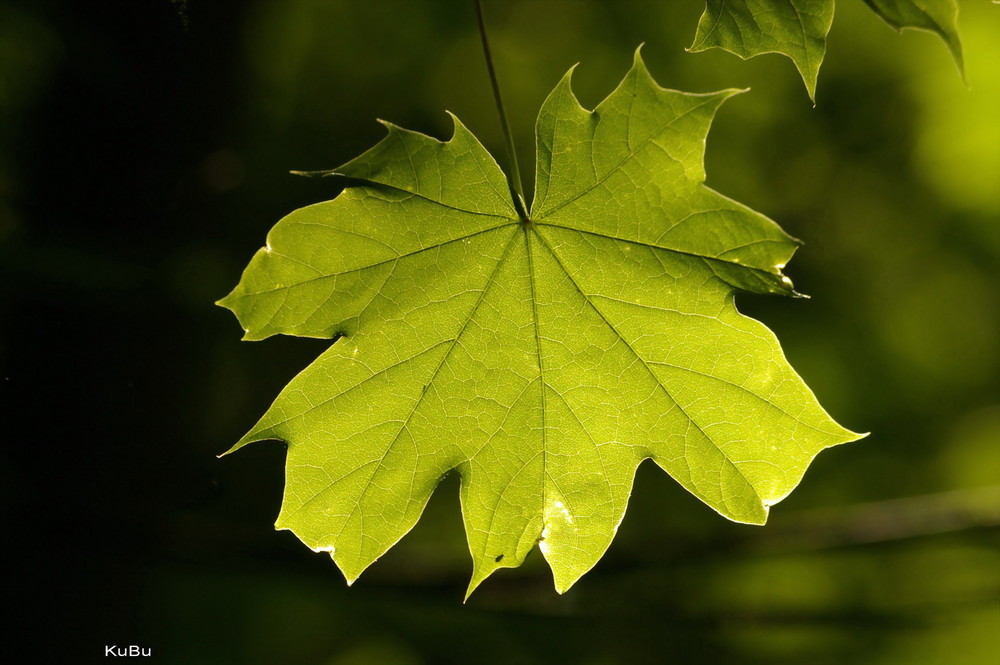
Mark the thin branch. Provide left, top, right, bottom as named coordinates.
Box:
left=752, top=485, right=1000, bottom=551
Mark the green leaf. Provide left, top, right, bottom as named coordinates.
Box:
left=862, top=0, right=964, bottom=75
left=689, top=0, right=834, bottom=101
left=219, top=50, right=863, bottom=595
left=689, top=0, right=963, bottom=100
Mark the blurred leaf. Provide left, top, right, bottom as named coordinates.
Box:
left=219, top=50, right=862, bottom=595
left=912, top=10, right=1000, bottom=218
left=862, top=0, right=963, bottom=74
left=689, top=0, right=963, bottom=99
left=689, top=0, right=834, bottom=100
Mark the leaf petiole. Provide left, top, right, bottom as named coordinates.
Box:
left=475, top=0, right=528, bottom=221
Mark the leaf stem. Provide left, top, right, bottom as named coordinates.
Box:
left=475, top=0, right=528, bottom=220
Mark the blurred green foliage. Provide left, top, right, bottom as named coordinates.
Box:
left=2, top=1, right=997, bottom=664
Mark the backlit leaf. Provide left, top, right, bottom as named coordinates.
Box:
left=219, top=50, right=863, bottom=595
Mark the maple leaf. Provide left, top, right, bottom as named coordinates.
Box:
left=689, top=0, right=964, bottom=100
left=219, top=50, right=863, bottom=595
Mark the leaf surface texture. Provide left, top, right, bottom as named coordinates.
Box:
left=220, top=52, right=862, bottom=594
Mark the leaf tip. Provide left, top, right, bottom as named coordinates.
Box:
left=215, top=291, right=236, bottom=311
left=547, top=557, right=588, bottom=595
left=337, top=559, right=365, bottom=587
left=442, top=110, right=473, bottom=143
left=289, top=169, right=341, bottom=178
left=630, top=44, right=654, bottom=79
left=464, top=570, right=490, bottom=601
left=703, top=87, right=750, bottom=109
left=550, top=62, right=587, bottom=116
left=718, top=87, right=750, bottom=103
left=465, top=552, right=519, bottom=600
left=552, top=577, right=575, bottom=595
left=826, top=424, right=869, bottom=447
left=220, top=426, right=286, bottom=459
left=375, top=117, right=403, bottom=134
left=216, top=293, right=266, bottom=340
left=774, top=271, right=806, bottom=298
left=217, top=438, right=249, bottom=459
left=307, top=543, right=365, bottom=586
left=240, top=328, right=269, bottom=342
left=753, top=506, right=771, bottom=525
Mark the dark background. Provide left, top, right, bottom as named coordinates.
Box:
left=2, top=1, right=997, bottom=663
